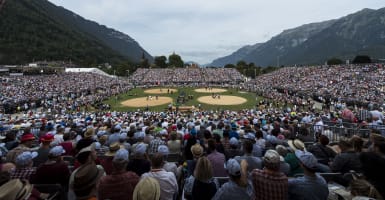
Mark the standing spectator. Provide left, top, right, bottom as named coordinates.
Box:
left=98, top=149, right=140, bottom=200
left=167, top=131, right=181, bottom=155
left=141, top=153, right=178, bottom=200
left=288, top=150, right=329, bottom=200
left=251, top=150, right=288, bottom=200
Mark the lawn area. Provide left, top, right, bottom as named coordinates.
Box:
left=103, top=87, right=261, bottom=112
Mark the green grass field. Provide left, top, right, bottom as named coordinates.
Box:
left=103, top=87, right=261, bottom=112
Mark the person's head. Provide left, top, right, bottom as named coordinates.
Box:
left=207, top=139, right=216, bottom=151
left=338, top=139, right=353, bottom=152
left=73, top=163, right=103, bottom=199
left=40, top=133, right=54, bottom=146
left=255, top=130, right=263, bottom=139
left=194, top=156, right=213, bottom=182
left=350, top=135, right=364, bottom=153
left=295, top=150, right=318, bottom=173
left=319, top=135, right=330, bottom=146
left=191, top=143, right=203, bottom=159
left=223, top=129, right=230, bottom=138
left=229, top=137, right=239, bottom=149
left=20, top=133, right=35, bottom=148
left=15, top=152, right=38, bottom=168
left=151, top=153, right=164, bottom=169
left=225, top=159, right=241, bottom=180
left=133, top=177, right=160, bottom=200
left=350, top=179, right=382, bottom=199
left=170, top=131, right=177, bottom=141
left=134, top=143, right=147, bottom=157
left=76, top=144, right=96, bottom=165
left=112, top=149, right=129, bottom=171
left=275, top=145, right=288, bottom=157
left=263, top=150, right=281, bottom=171
left=48, top=146, right=66, bottom=161
left=243, top=140, right=253, bottom=154
left=370, top=133, right=385, bottom=155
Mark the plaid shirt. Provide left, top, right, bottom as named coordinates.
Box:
left=10, top=167, right=37, bottom=181
left=149, top=137, right=166, bottom=154
left=251, top=169, right=288, bottom=200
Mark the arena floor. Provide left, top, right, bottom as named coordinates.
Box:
left=144, top=88, right=178, bottom=94
left=121, top=97, right=173, bottom=107
left=197, top=95, right=247, bottom=105
left=194, top=88, right=227, bottom=93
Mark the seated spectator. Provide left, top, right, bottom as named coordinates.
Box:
left=149, top=132, right=166, bottom=154
left=252, top=150, right=288, bottom=200
left=275, top=145, right=291, bottom=176
left=235, top=140, right=262, bottom=173
left=10, top=151, right=38, bottom=181
left=213, top=133, right=225, bottom=154
left=6, top=133, right=35, bottom=163
left=207, top=139, right=227, bottom=177
left=350, top=178, right=383, bottom=200
left=73, top=163, right=104, bottom=200
left=133, top=177, right=161, bottom=200
left=0, top=178, right=48, bottom=200
left=59, top=132, right=76, bottom=156
left=98, top=149, right=140, bottom=200
left=32, top=146, right=70, bottom=189
left=186, top=143, right=204, bottom=177
left=126, top=143, right=151, bottom=176
left=359, top=152, right=385, bottom=198
left=158, top=145, right=178, bottom=178
left=288, top=150, right=329, bottom=200
left=307, top=135, right=336, bottom=165
left=100, top=142, right=120, bottom=175
left=33, top=133, right=54, bottom=167
left=191, top=156, right=219, bottom=200
left=225, top=137, right=242, bottom=160
left=141, top=153, right=178, bottom=200
left=286, top=139, right=305, bottom=176
left=213, top=159, right=254, bottom=200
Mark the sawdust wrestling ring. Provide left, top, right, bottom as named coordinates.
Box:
left=121, top=97, right=173, bottom=107
left=144, top=88, right=178, bottom=94
left=197, top=95, right=247, bottom=105
left=194, top=88, right=227, bottom=93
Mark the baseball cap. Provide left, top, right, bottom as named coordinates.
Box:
left=224, top=159, right=241, bottom=176
left=113, top=149, right=129, bottom=162
left=263, top=150, right=280, bottom=164
left=157, top=145, right=169, bottom=155
left=16, top=151, right=38, bottom=166
left=229, top=137, right=239, bottom=146
left=49, top=146, right=66, bottom=157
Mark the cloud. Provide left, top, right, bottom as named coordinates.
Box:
left=50, top=0, right=385, bottom=64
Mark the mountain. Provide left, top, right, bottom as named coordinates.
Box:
left=209, top=7, right=385, bottom=67
left=0, top=0, right=152, bottom=65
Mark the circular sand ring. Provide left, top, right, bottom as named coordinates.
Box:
left=194, top=88, right=227, bottom=93
left=144, top=88, right=178, bottom=94
left=197, top=95, right=247, bottom=105
left=121, top=97, right=173, bottom=107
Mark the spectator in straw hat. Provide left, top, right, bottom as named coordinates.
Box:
left=288, top=150, right=329, bottom=200
left=252, top=150, right=288, bottom=200
left=213, top=159, right=254, bottom=200
left=186, top=143, right=203, bottom=177
left=100, top=142, right=121, bottom=175
left=98, top=149, right=140, bottom=200
left=286, top=139, right=305, bottom=176
left=6, top=133, right=35, bottom=163
left=133, top=177, right=161, bottom=200
left=32, top=146, right=70, bottom=188
left=73, top=163, right=104, bottom=200
left=10, top=151, right=38, bottom=181
left=0, top=179, right=47, bottom=200
left=142, top=153, right=178, bottom=200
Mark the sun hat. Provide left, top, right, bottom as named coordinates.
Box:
left=20, top=133, right=35, bottom=143
left=73, top=163, right=104, bottom=199
left=191, top=143, right=203, bottom=157
left=263, top=150, right=280, bottom=164
left=15, top=151, right=38, bottom=166
left=157, top=145, right=169, bottom=155
left=229, top=137, right=239, bottom=146
left=133, top=177, right=161, bottom=200
left=288, top=139, right=305, bottom=151
left=224, top=159, right=241, bottom=176
left=105, top=142, right=121, bottom=156
left=113, top=148, right=129, bottom=162
left=83, top=128, right=95, bottom=139
left=295, top=150, right=318, bottom=170
left=49, top=146, right=66, bottom=157
left=135, top=143, right=147, bottom=155
left=0, top=179, right=33, bottom=200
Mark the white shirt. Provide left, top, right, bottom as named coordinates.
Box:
left=141, top=169, right=178, bottom=200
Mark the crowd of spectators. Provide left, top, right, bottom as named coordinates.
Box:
left=0, top=106, right=383, bottom=199
left=0, top=72, right=131, bottom=114
left=130, top=68, right=244, bottom=85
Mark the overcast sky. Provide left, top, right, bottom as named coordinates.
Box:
left=49, top=0, right=385, bottom=64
